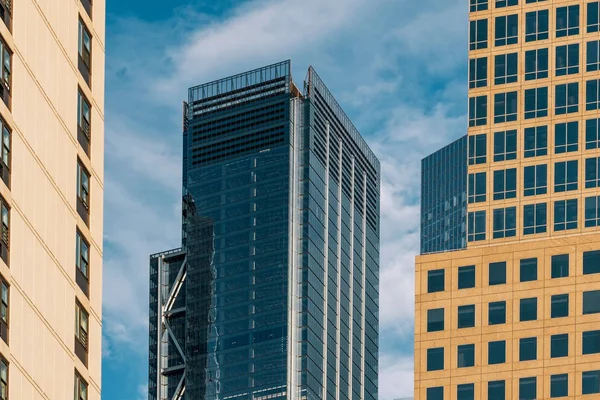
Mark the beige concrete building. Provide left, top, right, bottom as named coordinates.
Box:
left=0, top=0, right=105, bottom=398
left=415, top=1, right=600, bottom=399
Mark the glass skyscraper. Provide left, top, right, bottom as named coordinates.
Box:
left=149, top=61, right=380, bottom=400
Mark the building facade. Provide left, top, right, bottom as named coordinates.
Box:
left=416, top=1, right=600, bottom=399
left=0, top=0, right=104, bottom=399
left=149, top=61, right=380, bottom=400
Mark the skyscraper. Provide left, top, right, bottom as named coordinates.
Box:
left=149, top=61, right=380, bottom=400
left=416, top=1, right=600, bottom=399
left=0, top=0, right=104, bottom=399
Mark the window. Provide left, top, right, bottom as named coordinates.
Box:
left=427, top=269, right=444, bottom=293
left=583, top=250, right=600, bottom=275
left=493, top=169, right=516, bottom=200
left=519, top=377, right=536, bottom=400
left=458, top=305, right=475, bottom=328
left=75, top=301, right=89, bottom=366
left=585, top=196, right=600, bottom=227
left=520, top=297, right=537, bottom=321
left=0, top=277, right=6, bottom=344
left=555, top=83, right=579, bottom=115
left=555, top=122, right=578, bottom=154
left=81, top=0, right=93, bottom=19
left=556, top=44, right=580, bottom=76
left=520, top=337, right=537, bottom=361
left=0, top=197, right=8, bottom=266
left=550, top=374, right=568, bottom=398
left=496, top=0, right=517, bottom=7
left=77, top=161, right=90, bottom=225
left=468, top=211, right=486, bottom=242
left=585, top=157, right=600, bottom=188
left=75, top=371, right=88, bottom=400
left=76, top=231, right=90, bottom=296
left=78, top=19, right=92, bottom=84
left=488, top=340, right=505, bottom=364
left=457, top=384, right=474, bottom=400
left=524, top=164, right=547, bottom=196
left=588, top=1, right=600, bottom=33
left=551, top=334, right=569, bottom=358
left=427, top=387, right=443, bottom=400
left=468, top=134, right=487, bottom=165
left=0, top=39, right=11, bottom=109
left=583, top=330, right=600, bottom=355
left=77, top=90, right=91, bottom=154
left=494, top=53, right=518, bottom=85
left=488, top=380, right=505, bottom=400
left=427, top=347, right=444, bottom=371
left=493, top=130, right=516, bottom=161
left=427, top=308, right=444, bottom=332
left=469, top=57, right=488, bottom=88
left=520, top=258, right=537, bottom=282
left=488, top=301, right=506, bottom=325
left=494, top=91, right=517, bottom=123
left=0, top=119, right=9, bottom=188
left=468, top=172, right=486, bottom=203
left=525, top=48, right=548, bottom=80
left=525, top=10, right=549, bottom=42
left=554, top=199, right=578, bottom=231
left=523, top=203, right=547, bottom=235
left=582, top=371, right=600, bottom=395
left=0, top=358, right=6, bottom=400
left=524, top=87, right=548, bottom=119
left=551, top=294, right=569, bottom=318
left=495, top=14, right=518, bottom=46
left=469, top=96, right=488, bottom=127
left=457, top=344, right=475, bottom=368
left=470, top=19, right=488, bottom=50
left=458, top=265, right=476, bottom=289
left=587, top=40, right=600, bottom=71
left=470, top=0, right=488, bottom=12
left=554, top=160, right=578, bottom=192
left=489, top=261, right=506, bottom=285
left=552, top=254, right=569, bottom=278
left=583, top=290, right=600, bottom=314
left=586, top=79, right=600, bottom=110
left=586, top=118, right=600, bottom=149
left=524, top=126, right=548, bottom=157
left=556, top=5, right=580, bottom=37
left=493, top=207, right=516, bottom=239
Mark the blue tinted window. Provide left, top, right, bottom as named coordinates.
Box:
left=554, top=199, right=578, bottom=231
left=583, top=371, right=600, bottom=395
left=493, top=169, right=517, bottom=200
left=494, top=92, right=518, bottom=123
left=470, top=0, right=488, bottom=12
left=519, top=377, right=537, bottom=400
left=427, top=387, right=444, bottom=400
left=494, top=53, right=518, bottom=85
left=488, top=380, right=505, bottom=400
left=427, top=308, right=444, bottom=332
left=554, top=160, right=578, bottom=192
left=520, top=258, right=537, bottom=282
left=551, top=294, right=569, bottom=318
left=585, top=196, right=600, bottom=227
left=458, top=305, right=475, bottom=328
left=520, top=297, right=538, bottom=321
left=488, top=340, right=506, bottom=365
left=551, top=334, right=569, bottom=358
left=526, top=10, right=549, bottom=41
left=495, top=14, right=518, bottom=46
left=587, top=41, right=600, bottom=71
left=468, top=211, right=486, bottom=242
left=552, top=254, right=569, bottom=278
left=555, top=122, right=578, bottom=154
left=524, top=164, right=547, bottom=196
left=458, top=344, right=475, bottom=368
left=523, top=203, right=547, bottom=235
left=489, top=301, right=506, bottom=325
left=427, top=347, right=444, bottom=371
left=520, top=337, right=537, bottom=361
left=428, top=269, right=445, bottom=293
left=469, top=57, right=488, bottom=88
left=468, top=134, right=487, bottom=165
left=493, top=207, right=516, bottom=239
left=458, top=266, right=476, bottom=289
left=583, top=250, right=600, bottom=275
left=556, top=44, right=580, bottom=76
left=589, top=2, right=600, bottom=33
left=585, top=157, right=600, bottom=189
left=583, top=290, right=600, bottom=315
left=457, top=384, right=474, bottom=400
left=551, top=374, right=568, bottom=398
left=470, top=19, right=488, bottom=50
left=524, top=87, right=548, bottom=119
left=496, top=0, right=517, bottom=7
left=525, top=48, right=549, bottom=80
left=587, top=118, right=600, bottom=149
left=468, top=172, right=486, bottom=203
left=586, top=79, right=600, bottom=110
left=556, top=5, right=580, bottom=37
left=583, top=330, right=600, bottom=355
left=469, top=96, right=488, bottom=127
left=555, top=83, right=579, bottom=115
left=524, top=126, right=548, bottom=157
left=489, top=262, right=506, bottom=285
left=494, top=130, right=517, bottom=161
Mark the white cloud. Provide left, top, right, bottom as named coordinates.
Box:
left=379, top=354, right=415, bottom=400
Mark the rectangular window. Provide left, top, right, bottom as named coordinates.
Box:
left=0, top=277, right=6, bottom=344
left=458, top=265, right=476, bottom=290
left=493, top=207, right=516, bottom=239
left=75, top=301, right=89, bottom=366
left=520, top=337, right=537, bottom=361
left=495, top=14, right=518, bottom=46
left=583, top=330, right=600, bottom=355
left=525, top=48, right=548, bottom=80
left=493, top=169, right=517, bottom=200
left=427, top=269, right=444, bottom=293
left=496, top=0, right=517, bottom=7
left=427, top=387, right=443, bottom=400
left=77, top=90, right=91, bottom=154
left=582, top=370, right=600, bottom=395
left=78, top=19, right=92, bottom=85
left=551, top=294, right=569, bottom=318
left=494, top=91, right=518, bottom=123
left=583, top=250, right=600, bottom=275
left=0, top=118, right=9, bottom=188
left=587, top=118, right=600, bottom=149
left=470, top=19, right=488, bottom=50
left=0, top=196, right=9, bottom=267
left=469, top=57, right=488, bottom=88
left=524, top=164, right=547, bottom=196
left=520, top=297, right=538, bottom=321
left=458, top=305, right=475, bottom=328
left=0, top=39, right=11, bottom=110
left=551, top=334, right=569, bottom=358
left=554, top=199, right=578, bottom=231
left=551, top=374, right=568, bottom=398
left=427, top=347, right=444, bottom=371
left=556, top=43, right=580, bottom=76
left=588, top=1, right=600, bottom=33
left=468, top=172, right=486, bottom=203
left=524, top=87, right=548, bottom=119
left=457, top=384, right=474, bottom=400
left=520, top=258, right=537, bottom=282
left=488, top=301, right=506, bottom=325
left=427, top=308, right=444, bottom=332
left=556, top=5, right=580, bottom=37
left=457, top=344, right=475, bottom=368
left=587, top=40, right=600, bottom=71
left=489, top=261, right=506, bottom=286
left=523, top=203, right=547, bottom=235
left=75, top=231, right=90, bottom=297
left=0, top=358, right=6, bottom=400
left=585, top=157, right=600, bottom=188
left=555, top=83, right=579, bottom=115
left=488, top=381, right=505, bottom=400
left=586, top=79, right=600, bottom=110
left=469, top=96, right=488, bottom=127
left=470, top=0, right=488, bottom=12
left=552, top=254, right=569, bottom=278
left=493, top=130, right=517, bottom=161
left=519, top=377, right=536, bottom=400
left=488, top=340, right=506, bottom=365
left=524, top=126, right=548, bottom=157
left=77, top=161, right=90, bottom=225
left=75, top=371, right=88, bottom=400
left=554, top=160, right=578, bottom=192
left=468, top=134, right=487, bottom=165
left=583, top=290, right=600, bottom=315
left=525, top=10, right=548, bottom=42
left=585, top=196, right=600, bottom=227
left=494, top=53, right=518, bottom=85
left=555, top=121, right=578, bottom=154
left=468, top=210, right=486, bottom=242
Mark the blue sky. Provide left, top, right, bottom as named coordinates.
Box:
left=101, top=0, right=468, bottom=398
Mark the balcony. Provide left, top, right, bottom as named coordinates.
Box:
left=77, top=197, right=89, bottom=227
left=76, top=267, right=89, bottom=298
left=77, top=119, right=91, bottom=156
left=81, top=0, right=92, bottom=19
left=78, top=54, right=91, bottom=87
left=0, top=1, right=11, bottom=32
